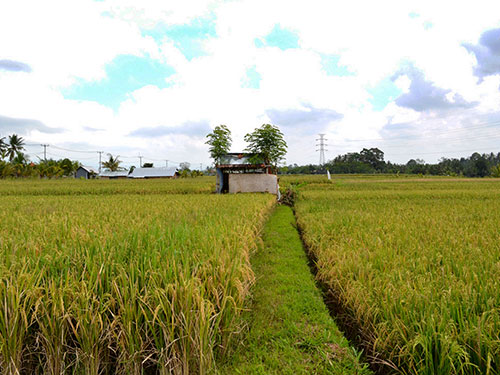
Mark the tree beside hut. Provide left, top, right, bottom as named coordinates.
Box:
left=206, top=124, right=287, bottom=194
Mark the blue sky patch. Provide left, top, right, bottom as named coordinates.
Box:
left=256, top=24, right=299, bottom=50
left=367, top=78, right=402, bottom=111
left=254, top=38, right=265, bottom=48
left=321, top=55, right=354, bottom=76
left=63, top=54, right=175, bottom=110
left=143, top=16, right=216, bottom=60
left=241, top=65, right=261, bottom=89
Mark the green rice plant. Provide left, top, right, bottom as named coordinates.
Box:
left=0, top=268, right=41, bottom=374
left=0, top=185, right=275, bottom=374
left=68, top=273, right=113, bottom=375
left=294, top=178, right=500, bottom=374
left=35, top=281, right=72, bottom=375
left=0, top=176, right=215, bottom=196
left=111, top=269, right=151, bottom=375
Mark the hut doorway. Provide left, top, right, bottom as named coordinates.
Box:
left=222, top=173, right=229, bottom=193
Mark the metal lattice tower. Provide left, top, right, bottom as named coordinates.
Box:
left=316, top=134, right=328, bottom=165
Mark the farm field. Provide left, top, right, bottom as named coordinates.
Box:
left=2, top=175, right=500, bottom=375
left=222, top=205, right=371, bottom=375
left=294, top=177, right=500, bottom=374
left=0, top=176, right=215, bottom=196
left=0, top=179, right=275, bottom=374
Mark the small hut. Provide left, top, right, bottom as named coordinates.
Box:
left=99, top=170, right=130, bottom=179
left=216, top=153, right=278, bottom=194
left=128, top=167, right=179, bottom=179
left=75, top=166, right=98, bottom=179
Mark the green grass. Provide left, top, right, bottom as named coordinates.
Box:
left=221, top=205, right=371, bottom=375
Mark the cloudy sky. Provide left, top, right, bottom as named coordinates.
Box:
left=1, top=0, right=500, bottom=168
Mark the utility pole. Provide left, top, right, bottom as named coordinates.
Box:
left=200, top=163, right=202, bottom=171
left=41, top=144, right=49, bottom=161
left=97, top=151, right=103, bottom=174
left=316, top=134, right=328, bottom=165
left=138, top=155, right=143, bottom=168
left=165, top=160, right=168, bottom=168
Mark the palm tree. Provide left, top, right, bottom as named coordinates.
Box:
left=7, top=134, right=25, bottom=162
left=11, top=152, right=28, bottom=165
left=0, top=136, right=6, bottom=159
left=101, top=154, right=122, bottom=171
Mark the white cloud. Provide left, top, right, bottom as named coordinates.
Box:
left=103, top=0, right=217, bottom=28
left=1, top=0, right=500, bottom=167
left=0, top=0, right=157, bottom=86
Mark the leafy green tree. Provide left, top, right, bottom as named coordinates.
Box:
left=6, top=134, right=25, bottom=162
left=475, top=156, right=489, bottom=177
left=36, top=159, right=65, bottom=178
left=101, top=154, right=122, bottom=171
left=491, top=164, right=500, bottom=177
left=11, top=152, right=28, bottom=165
left=206, top=125, right=232, bottom=164
left=190, top=170, right=204, bottom=177
left=58, top=158, right=77, bottom=176
left=244, top=124, right=287, bottom=170
left=142, top=162, right=153, bottom=168
left=1, top=162, right=15, bottom=177
left=359, top=148, right=385, bottom=171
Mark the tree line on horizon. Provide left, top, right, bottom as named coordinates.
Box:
left=283, top=147, right=500, bottom=177
left=0, top=133, right=205, bottom=178
left=2, top=131, right=500, bottom=179
left=0, top=133, right=81, bottom=178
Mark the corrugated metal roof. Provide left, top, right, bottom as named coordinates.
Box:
left=79, top=166, right=98, bottom=174
left=218, top=153, right=265, bottom=166
left=128, top=167, right=178, bottom=178
left=99, top=170, right=130, bottom=178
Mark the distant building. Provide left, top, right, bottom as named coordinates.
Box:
left=75, top=166, right=98, bottom=179
left=99, top=170, right=130, bottom=179
left=128, top=167, right=179, bottom=179
left=216, top=153, right=278, bottom=195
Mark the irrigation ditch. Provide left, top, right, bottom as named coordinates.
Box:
left=282, top=186, right=398, bottom=375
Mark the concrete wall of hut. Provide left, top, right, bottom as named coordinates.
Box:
left=228, top=173, right=278, bottom=194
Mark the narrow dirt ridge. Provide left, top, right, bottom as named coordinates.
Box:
left=220, top=205, right=371, bottom=374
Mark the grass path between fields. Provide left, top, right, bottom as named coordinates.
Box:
left=220, top=205, right=371, bottom=375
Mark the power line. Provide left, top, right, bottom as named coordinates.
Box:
left=50, top=145, right=98, bottom=154
left=24, top=142, right=201, bottom=166
left=316, top=134, right=327, bottom=165
left=329, top=131, right=500, bottom=152
left=331, top=119, right=500, bottom=144
left=388, top=146, right=500, bottom=157
left=97, top=151, right=103, bottom=174
left=41, top=144, right=49, bottom=161
left=45, top=150, right=96, bottom=160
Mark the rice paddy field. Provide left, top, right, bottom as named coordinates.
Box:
left=293, top=176, right=500, bottom=374
left=0, top=178, right=274, bottom=374
left=2, top=175, right=500, bottom=375
left=0, top=176, right=215, bottom=196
